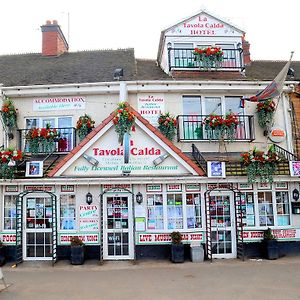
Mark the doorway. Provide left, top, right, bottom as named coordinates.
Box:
left=23, top=196, right=53, bottom=260
left=210, top=193, right=236, bottom=258
left=103, top=194, right=134, bottom=260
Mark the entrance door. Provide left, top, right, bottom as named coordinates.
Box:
left=103, top=194, right=133, bottom=260
left=210, top=193, right=236, bottom=258
left=23, top=196, right=53, bottom=260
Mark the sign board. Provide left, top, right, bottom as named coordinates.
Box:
left=33, top=97, right=86, bottom=111
left=269, top=127, right=286, bottom=143
left=290, top=161, right=300, bottom=177
left=166, top=12, right=242, bottom=37
left=79, top=205, right=99, bottom=232
left=59, top=233, right=100, bottom=245
left=207, top=161, right=226, bottom=178
left=137, top=94, right=165, bottom=125
left=241, top=229, right=300, bottom=242
left=137, top=232, right=204, bottom=244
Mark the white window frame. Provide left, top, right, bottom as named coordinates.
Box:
left=2, top=194, right=17, bottom=231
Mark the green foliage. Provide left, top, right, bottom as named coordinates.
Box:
left=263, top=228, right=276, bottom=240
left=70, top=236, right=84, bottom=246
left=158, top=112, right=177, bottom=141
left=171, top=231, right=182, bottom=244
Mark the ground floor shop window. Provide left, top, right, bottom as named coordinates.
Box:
left=146, top=188, right=203, bottom=231
left=60, top=195, right=76, bottom=230
left=147, top=194, right=163, bottom=230
left=3, top=195, right=17, bottom=230
left=186, top=193, right=201, bottom=228
left=258, top=192, right=274, bottom=226
left=276, top=191, right=290, bottom=226
left=241, top=192, right=255, bottom=227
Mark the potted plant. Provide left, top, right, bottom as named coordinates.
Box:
left=70, top=236, right=85, bottom=265
left=76, top=114, right=95, bottom=142
left=193, top=46, right=223, bottom=69
left=1, top=97, right=18, bottom=130
left=26, top=124, right=60, bottom=154
left=262, top=228, right=279, bottom=260
left=0, top=239, right=5, bottom=266
left=113, top=102, right=135, bottom=144
left=170, top=231, right=184, bottom=263
left=157, top=112, right=177, bottom=141
left=256, top=99, right=276, bottom=132
left=241, top=145, right=281, bottom=183
left=0, top=147, right=23, bottom=180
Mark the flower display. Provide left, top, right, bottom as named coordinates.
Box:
left=202, top=112, right=239, bottom=140
left=241, top=145, right=281, bottom=183
left=76, top=114, right=95, bottom=141
left=158, top=112, right=177, bottom=141
left=113, top=102, right=135, bottom=144
left=0, top=147, right=23, bottom=180
left=1, top=97, right=18, bottom=129
left=256, top=99, right=276, bottom=129
left=26, top=124, right=60, bottom=154
left=193, top=46, right=223, bottom=69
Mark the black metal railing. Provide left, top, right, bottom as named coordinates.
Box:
left=273, top=144, right=299, bottom=161
left=192, top=143, right=207, bottom=173
left=177, top=115, right=255, bottom=141
left=18, top=127, right=76, bottom=154
left=168, top=48, right=244, bottom=71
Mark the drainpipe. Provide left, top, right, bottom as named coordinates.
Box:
left=119, top=81, right=128, bottom=102
left=282, top=93, right=292, bottom=153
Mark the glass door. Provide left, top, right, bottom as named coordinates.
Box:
left=210, top=193, right=236, bottom=258
left=23, top=196, right=53, bottom=260
left=103, top=194, right=133, bottom=260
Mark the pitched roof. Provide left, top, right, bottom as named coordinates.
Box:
left=0, top=49, right=137, bottom=86
left=48, top=106, right=205, bottom=177
left=0, top=49, right=299, bottom=86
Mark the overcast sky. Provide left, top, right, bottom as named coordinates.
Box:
left=1, top=0, right=298, bottom=61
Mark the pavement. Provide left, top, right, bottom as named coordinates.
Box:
left=0, top=256, right=300, bottom=300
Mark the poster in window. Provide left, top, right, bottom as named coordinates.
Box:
left=26, top=161, right=43, bottom=177
left=207, top=161, right=226, bottom=178
left=289, top=161, right=300, bottom=176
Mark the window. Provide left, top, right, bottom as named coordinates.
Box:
left=60, top=195, right=76, bottom=230
left=240, top=192, right=255, bottom=227
left=3, top=195, right=17, bottom=230
left=186, top=193, right=201, bottom=228
left=147, top=194, right=163, bottom=230
left=167, top=194, right=183, bottom=230
left=146, top=186, right=203, bottom=231
left=174, top=43, right=193, bottom=67
left=25, top=116, right=73, bottom=152
left=258, top=192, right=274, bottom=226
left=276, top=192, right=290, bottom=226
left=204, top=97, right=222, bottom=115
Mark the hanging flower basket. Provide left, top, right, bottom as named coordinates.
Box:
left=202, top=112, right=239, bottom=141
left=26, top=125, right=60, bottom=154
left=113, top=102, right=135, bottom=144
left=193, top=46, right=223, bottom=69
left=256, top=99, right=276, bottom=129
left=1, top=97, right=18, bottom=129
left=0, top=147, right=23, bottom=180
left=241, top=145, right=281, bottom=183
left=158, top=112, right=177, bottom=141
left=76, top=114, right=95, bottom=141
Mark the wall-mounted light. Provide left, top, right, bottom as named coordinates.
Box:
left=86, top=192, right=93, bottom=205
left=293, top=189, right=299, bottom=201
left=153, top=153, right=169, bottom=166
left=136, top=192, right=143, bottom=204
left=122, top=170, right=131, bottom=176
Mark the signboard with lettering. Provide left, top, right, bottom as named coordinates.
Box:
left=62, top=126, right=191, bottom=176
left=59, top=233, right=100, bottom=245
left=166, top=13, right=242, bottom=37
left=138, top=94, right=165, bottom=125
left=24, top=185, right=55, bottom=192
left=33, top=97, right=86, bottom=111
left=241, top=229, right=300, bottom=242
left=79, top=205, right=99, bottom=232
left=136, top=232, right=204, bottom=244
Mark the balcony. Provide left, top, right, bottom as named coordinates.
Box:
left=177, top=115, right=255, bottom=141
left=168, top=48, right=244, bottom=71
left=18, top=127, right=77, bottom=154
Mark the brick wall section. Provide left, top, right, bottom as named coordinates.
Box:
left=171, top=70, right=245, bottom=80
left=41, top=20, right=68, bottom=56
left=290, top=84, right=300, bottom=157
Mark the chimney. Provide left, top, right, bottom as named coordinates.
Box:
left=41, top=20, right=69, bottom=56
left=242, top=34, right=251, bottom=65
